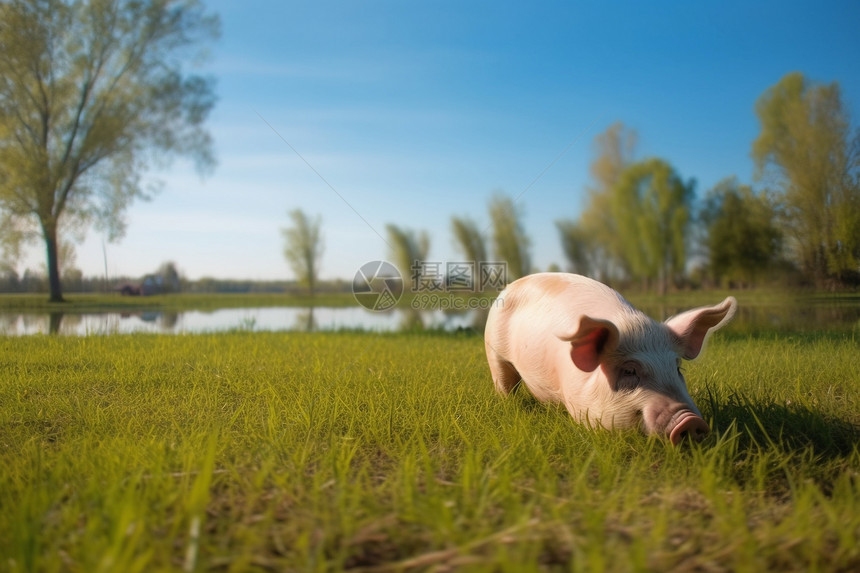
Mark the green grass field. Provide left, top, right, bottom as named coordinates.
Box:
left=1, top=326, right=859, bottom=571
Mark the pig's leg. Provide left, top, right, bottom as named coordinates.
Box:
left=485, top=341, right=522, bottom=394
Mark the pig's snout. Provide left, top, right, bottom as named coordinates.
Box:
left=668, top=412, right=710, bottom=445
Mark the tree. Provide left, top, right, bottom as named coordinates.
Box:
left=588, top=122, right=639, bottom=195
left=450, top=215, right=487, bottom=264
left=555, top=219, right=597, bottom=277
left=155, top=260, right=182, bottom=294
left=282, top=210, right=324, bottom=296
left=0, top=211, right=31, bottom=271
left=752, top=72, right=860, bottom=286
left=57, top=239, right=79, bottom=282
left=488, top=194, right=531, bottom=280
left=0, top=266, right=19, bottom=293
left=0, top=0, right=219, bottom=302
left=580, top=122, right=638, bottom=278
left=612, top=159, right=695, bottom=293
left=700, top=177, right=783, bottom=287
left=385, top=223, right=430, bottom=287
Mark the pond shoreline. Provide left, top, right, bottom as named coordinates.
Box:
left=2, top=295, right=858, bottom=336
left=0, top=306, right=489, bottom=336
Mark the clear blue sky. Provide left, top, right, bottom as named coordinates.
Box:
left=60, top=0, right=860, bottom=281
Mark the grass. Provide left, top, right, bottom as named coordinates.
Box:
left=1, top=328, right=858, bottom=571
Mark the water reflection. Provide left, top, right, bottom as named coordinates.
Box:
left=1, top=300, right=857, bottom=336
left=49, top=312, right=63, bottom=335
left=0, top=306, right=489, bottom=336
left=295, top=307, right=316, bottom=332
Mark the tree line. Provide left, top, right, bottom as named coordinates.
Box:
left=0, top=0, right=856, bottom=299
left=285, top=72, right=860, bottom=294
left=554, top=72, right=860, bottom=291
left=282, top=193, right=533, bottom=298
left=557, top=72, right=859, bottom=292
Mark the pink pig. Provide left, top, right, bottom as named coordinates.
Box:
left=484, top=273, right=737, bottom=444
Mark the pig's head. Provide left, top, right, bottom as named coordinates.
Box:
left=557, top=297, right=737, bottom=444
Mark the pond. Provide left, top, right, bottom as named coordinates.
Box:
left=0, top=306, right=489, bottom=336
left=1, top=298, right=858, bottom=336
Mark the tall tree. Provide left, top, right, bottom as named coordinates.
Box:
left=154, top=260, right=182, bottom=294
left=588, top=122, right=639, bottom=196
left=0, top=0, right=219, bottom=301
left=581, top=122, right=638, bottom=277
left=555, top=219, right=596, bottom=277
left=752, top=72, right=860, bottom=286
left=450, top=215, right=487, bottom=264
left=282, top=210, right=324, bottom=296
left=488, top=194, right=531, bottom=280
left=700, top=177, right=783, bottom=287
left=612, top=159, right=695, bottom=293
left=385, top=224, right=430, bottom=286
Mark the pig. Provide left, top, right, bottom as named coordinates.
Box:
left=484, top=273, right=737, bottom=444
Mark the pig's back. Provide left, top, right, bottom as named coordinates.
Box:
left=487, top=273, right=629, bottom=357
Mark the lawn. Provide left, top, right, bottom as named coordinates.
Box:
left=1, top=327, right=858, bottom=571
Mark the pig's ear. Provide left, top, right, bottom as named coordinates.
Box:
left=556, top=315, right=619, bottom=372
left=664, top=297, right=737, bottom=360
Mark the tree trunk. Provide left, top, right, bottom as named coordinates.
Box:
left=43, top=221, right=65, bottom=303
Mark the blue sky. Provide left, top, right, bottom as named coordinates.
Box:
left=60, top=0, right=860, bottom=281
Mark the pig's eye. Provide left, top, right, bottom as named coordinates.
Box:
left=617, top=363, right=640, bottom=390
